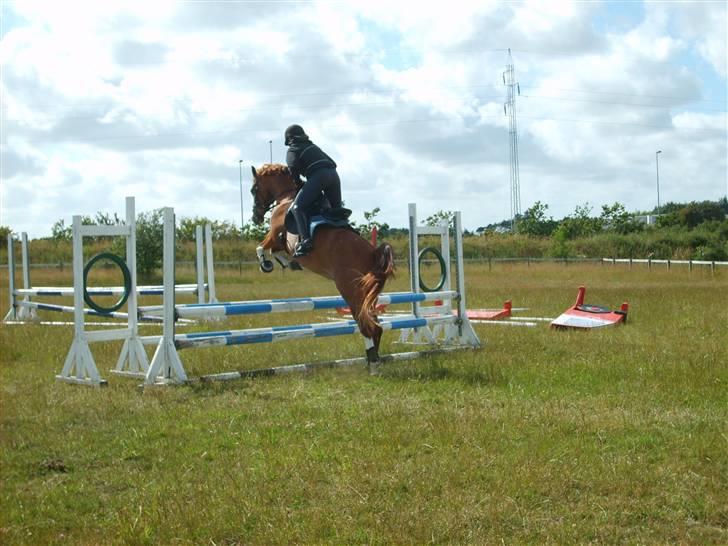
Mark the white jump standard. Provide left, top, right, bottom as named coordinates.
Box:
left=4, top=218, right=216, bottom=324
left=57, top=197, right=144, bottom=386
left=2, top=197, right=217, bottom=386
left=142, top=203, right=480, bottom=386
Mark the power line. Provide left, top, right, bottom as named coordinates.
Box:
left=4, top=79, right=723, bottom=120
left=517, top=114, right=726, bottom=133
left=7, top=88, right=724, bottom=125
left=520, top=94, right=726, bottom=113
left=4, top=87, right=722, bottom=125
left=2, top=94, right=506, bottom=123
left=519, top=85, right=726, bottom=104
left=6, top=110, right=725, bottom=146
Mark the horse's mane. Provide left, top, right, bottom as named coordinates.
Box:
left=256, top=163, right=290, bottom=179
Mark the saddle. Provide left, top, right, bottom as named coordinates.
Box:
left=277, top=198, right=356, bottom=270
left=283, top=195, right=355, bottom=236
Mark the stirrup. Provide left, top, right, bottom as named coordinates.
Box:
left=293, top=239, right=313, bottom=257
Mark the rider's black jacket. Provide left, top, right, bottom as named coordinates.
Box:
left=286, top=137, right=337, bottom=183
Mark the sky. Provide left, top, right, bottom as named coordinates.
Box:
left=1, top=0, right=726, bottom=238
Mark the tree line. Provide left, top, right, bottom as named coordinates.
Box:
left=509, top=198, right=728, bottom=238
left=1, top=198, right=726, bottom=277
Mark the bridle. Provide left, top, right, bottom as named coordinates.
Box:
left=250, top=178, right=298, bottom=225
left=250, top=181, right=270, bottom=225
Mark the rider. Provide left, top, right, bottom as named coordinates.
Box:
left=285, top=124, right=342, bottom=257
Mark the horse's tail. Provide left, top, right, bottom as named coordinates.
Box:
left=358, top=243, right=395, bottom=338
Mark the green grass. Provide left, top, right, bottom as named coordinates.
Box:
left=1, top=263, right=726, bottom=544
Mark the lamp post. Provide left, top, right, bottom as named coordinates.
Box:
left=269, top=140, right=273, bottom=163
left=238, top=159, right=244, bottom=235
left=655, top=150, right=662, bottom=218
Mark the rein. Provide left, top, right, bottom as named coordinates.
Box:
left=253, top=182, right=297, bottom=218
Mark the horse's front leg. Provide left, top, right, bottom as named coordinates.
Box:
left=256, top=244, right=274, bottom=273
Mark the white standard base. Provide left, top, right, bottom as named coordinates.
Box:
left=144, top=339, right=188, bottom=385
left=112, top=337, right=149, bottom=378
left=398, top=319, right=480, bottom=348
left=56, top=336, right=107, bottom=386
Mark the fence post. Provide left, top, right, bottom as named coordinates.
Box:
left=711, top=261, right=715, bottom=275
left=648, top=258, right=652, bottom=271
left=689, top=260, right=693, bottom=273
left=667, top=259, right=671, bottom=271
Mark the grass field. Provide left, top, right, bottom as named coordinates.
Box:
left=1, top=262, right=726, bottom=545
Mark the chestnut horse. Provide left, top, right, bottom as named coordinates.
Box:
left=250, top=164, right=395, bottom=366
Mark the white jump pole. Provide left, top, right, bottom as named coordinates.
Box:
left=57, top=214, right=106, bottom=386
left=4, top=234, right=17, bottom=321
left=194, top=223, right=217, bottom=309
left=204, top=223, right=217, bottom=303
left=18, top=233, right=36, bottom=320
left=112, top=196, right=149, bottom=378
left=195, top=225, right=205, bottom=304
left=145, top=207, right=187, bottom=385
left=407, top=203, right=420, bottom=319
left=453, top=210, right=479, bottom=344
left=3, top=232, right=38, bottom=321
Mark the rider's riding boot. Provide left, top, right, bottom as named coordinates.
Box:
left=292, top=206, right=313, bottom=257
left=293, top=239, right=313, bottom=258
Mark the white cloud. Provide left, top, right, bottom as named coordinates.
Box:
left=0, top=0, right=725, bottom=236
left=664, top=1, right=728, bottom=77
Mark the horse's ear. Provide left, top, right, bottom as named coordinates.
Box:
left=251, top=166, right=257, bottom=178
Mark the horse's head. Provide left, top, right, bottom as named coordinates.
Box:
left=250, top=166, right=269, bottom=225
left=250, top=164, right=296, bottom=225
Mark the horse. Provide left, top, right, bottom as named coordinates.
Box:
left=249, top=163, right=395, bottom=369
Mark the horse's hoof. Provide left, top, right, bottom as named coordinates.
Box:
left=366, top=347, right=380, bottom=375
left=259, top=260, right=274, bottom=273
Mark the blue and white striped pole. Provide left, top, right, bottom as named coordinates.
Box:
left=172, top=313, right=459, bottom=350
left=141, top=290, right=458, bottom=320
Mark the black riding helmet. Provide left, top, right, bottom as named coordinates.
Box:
left=284, top=124, right=308, bottom=145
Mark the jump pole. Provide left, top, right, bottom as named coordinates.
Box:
left=18, top=233, right=35, bottom=320
left=4, top=234, right=17, bottom=321
left=195, top=223, right=217, bottom=304
left=3, top=232, right=36, bottom=321
left=144, top=207, right=188, bottom=386
left=200, top=347, right=468, bottom=382
left=139, top=290, right=457, bottom=320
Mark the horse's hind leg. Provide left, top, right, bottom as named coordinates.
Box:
left=337, top=282, right=382, bottom=375
left=364, top=325, right=383, bottom=376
